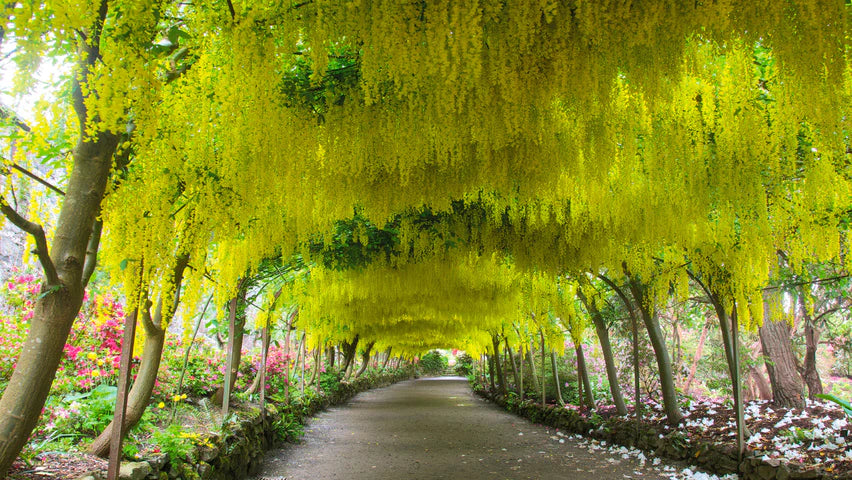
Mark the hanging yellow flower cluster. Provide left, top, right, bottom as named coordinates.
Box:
left=79, top=1, right=852, bottom=351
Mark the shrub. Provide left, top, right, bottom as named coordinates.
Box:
left=419, top=350, right=448, bottom=374
left=454, top=353, right=475, bottom=376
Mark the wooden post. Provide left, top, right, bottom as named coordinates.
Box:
left=259, top=319, right=269, bottom=421
left=732, top=307, right=745, bottom=465
left=300, top=332, right=306, bottom=395
left=632, top=302, right=641, bottom=426
left=283, top=313, right=292, bottom=404
left=223, top=295, right=238, bottom=421
left=540, top=329, right=546, bottom=407
left=518, top=343, right=524, bottom=401
left=315, top=347, right=323, bottom=394
left=108, top=307, right=138, bottom=480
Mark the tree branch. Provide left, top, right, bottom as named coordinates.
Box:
left=7, top=161, right=65, bottom=196
left=0, top=102, right=31, bottom=132
left=81, top=219, right=103, bottom=288
left=0, top=196, right=59, bottom=285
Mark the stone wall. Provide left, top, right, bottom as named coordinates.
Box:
left=130, top=369, right=416, bottom=480
left=473, top=384, right=850, bottom=480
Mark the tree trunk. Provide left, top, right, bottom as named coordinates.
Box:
left=626, top=271, right=683, bottom=424
left=506, top=340, right=521, bottom=396
left=576, top=344, right=595, bottom=409
left=550, top=351, right=565, bottom=407
left=340, top=335, right=359, bottom=378
left=597, top=274, right=642, bottom=423
left=213, top=286, right=248, bottom=410
left=526, top=343, right=540, bottom=394
left=283, top=314, right=292, bottom=401
left=0, top=6, right=122, bottom=472
left=355, top=341, right=375, bottom=379
left=684, top=315, right=712, bottom=395
left=326, top=345, right=336, bottom=371
left=244, top=326, right=272, bottom=395
left=577, top=289, right=626, bottom=415
left=517, top=343, right=525, bottom=401
left=540, top=331, right=546, bottom=407
left=381, top=347, right=392, bottom=370
left=89, top=255, right=189, bottom=457
left=759, top=292, right=805, bottom=408
left=90, top=309, right=165, bottom=457
left=487, top=352, right=496, bottom=391
left=749, top=365, right=773, bottom=400
left=491, top=335, right=507, bottom=396
left=300, top=333, right=306, bottom=394
left=799, top=295, right=824, bottom=399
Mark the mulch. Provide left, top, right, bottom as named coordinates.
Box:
left=7, top=453, right=107, bottom=480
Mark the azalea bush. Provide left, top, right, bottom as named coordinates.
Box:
left=1, top=271, right=126, bottom=394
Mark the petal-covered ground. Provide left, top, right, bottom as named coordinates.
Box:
left=616, top=397, right=851, bottom=477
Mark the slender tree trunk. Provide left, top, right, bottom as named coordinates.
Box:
left=684, top=315, right=712, bottom=395
left=626, top=271, right=683, bottom=424
left=381, top=347, right=392, bottom=370
left=759, top=291, right=805, bottom=408
left=283, top=314, right=292, bottom=402
left=540, top=330, right=546, bottom=406
left=491, top=335, right=507, bottom=396
left=326, top=345, right=336, bottom=371
left=244, top=327, right=272, bottom=395
left=526, top=342, right=540, bottom=394
left=506, top=340, right=521, bottom=396
left=517, top=343, right=525, bottom=401
left=300, top=333, right=306, bottom=395
left=576, top=344, right=595, bottom=409
left=598, top=274, right=642, bottom=424
left=487, top=352, right=496, bottom=392
left=307, top=349, right=320, bottom=387
left=577, top=289, right=626, bottom=414
left=214, top=284, right=248, bottom=411
left=550, top=351, right=565, bottom=407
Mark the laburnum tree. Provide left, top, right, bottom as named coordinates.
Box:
left=2, top=1, right=852, bottom=474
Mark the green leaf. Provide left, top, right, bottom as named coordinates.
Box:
left=815, top=393, right=852, bottom=416
left=37, top=285, right=61, bottom=300
left=119, top=258, right=129, bottom=270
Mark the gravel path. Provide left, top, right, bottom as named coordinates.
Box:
left=254, top=376, right=685, bottom=480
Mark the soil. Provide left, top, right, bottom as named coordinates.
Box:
left=253, top=376, right=690, bottom=480
left=7, top=452, right=107, bottom=479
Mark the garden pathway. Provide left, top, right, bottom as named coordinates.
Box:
left=254, top=376, right=694, bottom=480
